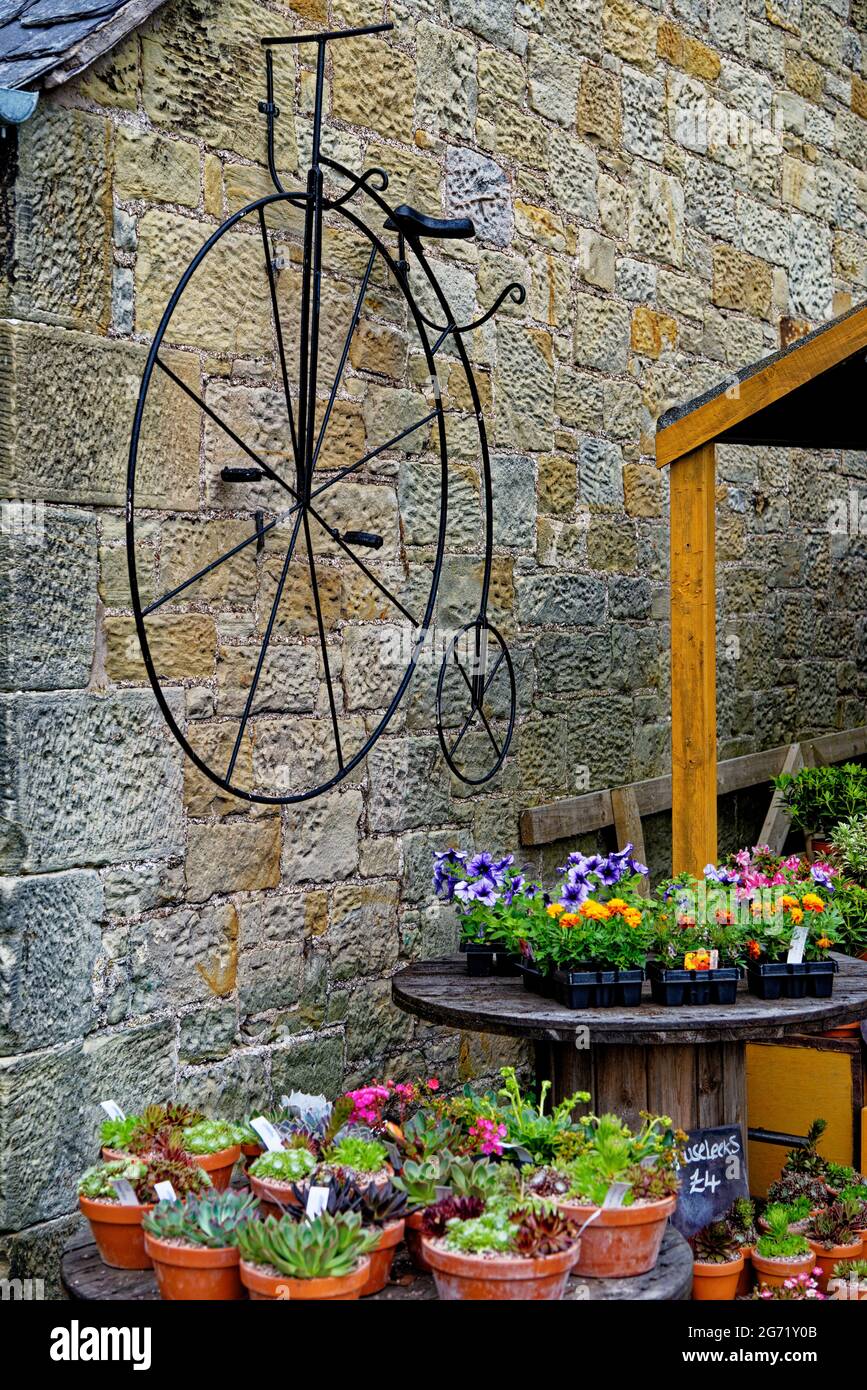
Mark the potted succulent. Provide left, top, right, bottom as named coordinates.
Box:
left=99, top=1102, right=204, bottom=1160
left=757, top=1195, right=814, bottom=1234
left=392, top=1157, right=449, bottom=1272
left=806, top=1199, right=864, bottom=1291
left=551, top=1112, right=682, bottom=1277
left=291, top=1177, right=409, bottom=1296
left=427, top=1067, right=589, bottom=1167
left=433, top=849, right=539, bottom=976
left=829, top=1256, right=867, bottom=1300
left=317, top=1134, right=391, bottom=1186
left=727, top=1196, right=758, bottom=1296
left=751, top=1204, right=816, bottom=1288
left=771, top=763, right=867, bottom=856
left=743, top=881, right=840, bottom=1000
left=248, top=1144, right=317, bottom=1213
left=179, top=1119, right=243, bottom=1190
left=237, top=1211, right=377, bottom=1300
left=78, top=1152, right=211, bottom=1270
left=421, top=1188, right=582, bottom=1300
left=691, top=1220, right=745, bottom=1301
left=142, top=1190, right=260, bottom=1300
left=647, top=873, right=743, bottom=1005
left=765, top=1120, right=833, bottom=1209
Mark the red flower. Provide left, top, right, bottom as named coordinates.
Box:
left=747, top=939, right=761, bottom=960
left=426, top=1077, right=440, bottom=1091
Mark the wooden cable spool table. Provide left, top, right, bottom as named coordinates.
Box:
left=392, top=954, right=867, bottom=1163
left=61, top=1225, right=693, bottom=1301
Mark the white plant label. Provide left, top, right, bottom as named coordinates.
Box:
left=305, top=1186, right=330, bottom=1218
left=153, top=1182, right=177, bottom=1203
left=601, top=1181, right=632, bottom=1209
left=100, top=1100, right=125, bottom=1121
left=249, top=1116, right=285, bottom=1152
left=787, top=924, right=809, bottom=964
left=111, top=1178, right=139, bottom=1206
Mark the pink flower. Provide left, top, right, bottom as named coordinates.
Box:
left=426, top=1077, right=440, bottom=1091
left=468, top=1117, right=507, bottom=1156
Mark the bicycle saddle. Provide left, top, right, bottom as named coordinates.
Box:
left=384, top=203, right=475, bottom=240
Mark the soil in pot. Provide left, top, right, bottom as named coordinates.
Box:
left=422, top=1237, right=580, bottom=1300
left=248, top=1172, right=302, bottom=1217
left=144, top=1234, right=244, bottom=1300
left=360, top=1220, right=405, bottom=1296
left=239, top=1257, right=371, bottom=1301
left=808, top=1237, right=863, bottom=1292
left=191, top=1145, right=241, bottom=1192
left=558, top=1196, right=676, bottom=1278
left=79, top=1195, right=154, bottom=1270
left=692, top=1253, right=744, bottom=1301
left=751, top=1248, right=815, bottom=1289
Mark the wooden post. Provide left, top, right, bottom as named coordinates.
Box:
left=670, top=441, right=717, bottom=875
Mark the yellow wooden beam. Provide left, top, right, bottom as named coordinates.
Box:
left=656, top=301, right=867, bottom=468
left=670, top=440, right=717, bottom=874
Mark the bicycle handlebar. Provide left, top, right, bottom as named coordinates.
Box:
left=261, top=22, right=393, bottom=46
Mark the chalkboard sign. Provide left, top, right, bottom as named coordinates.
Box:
left=672, top=1124, right=749, bottom=1239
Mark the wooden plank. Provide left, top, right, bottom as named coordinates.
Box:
left=656, top=302, right=867, bottom=468
left=670, top=441, right=717, bottom=875
left=611, top=785, right=650, bottom=896
left=647, top=1045, right=699, bottom=1132
left=43, top=0, right=169, bottom=89
left=593, top=1046, right=649, bottom=1130
left=758, top=741, right=803, bottom=854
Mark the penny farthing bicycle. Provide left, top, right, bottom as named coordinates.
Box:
left=127, top=22, right=522, bottom=804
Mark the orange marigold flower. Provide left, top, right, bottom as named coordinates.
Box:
left=749, top=902, right=764, bottom=916
left=560, top=913, right=580, bottom=928
left=547, top=903, right=565, bottom=918
left=801, top=893, right=824, bottom=912
left=789, top=906, right=804, bottom=925
left=817, top=936, right=832, bottom=949
left=581, top=900, right=611, bottom=921
left=607, top=898, right=629, bottom=914
left=747, top=939, right=762, bottom=960
left=623, top=909, right=642, bottom=928
left=781, top=895, right=798, bottom=909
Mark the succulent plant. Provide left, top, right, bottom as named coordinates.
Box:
left=392, top=1158, right=447, bottom=1210
left=446, top=1156, right=504, bottom=1201
left=693, top=1220, right=742, bottom=1264
left=127, top=1102, right=205, bottom=1155
left=99, top=1114, right=139, bottom=1151
left=807, top=1199, right=862, bottom=1249
left=236, top=1211, right=378, bottom=1279
left=289, top=1176, right=362, bottom=1218
left=353, top=1179, right=409, bottom=1226
left=755, top=1204, right=811, bottom=1259
left=785, top=1119, right=828, bottom=1176
left=180, top=1119, right=240, bottom=1156
left=726, top=1197, right=757, bottom=1245
left=249, top=1148, right=317, bottom=1184
left=142, top=1190, right=260, bottom=1247
left=324, top=1135, right=389, bottom=1175
left=512, top=1208, right=580, bottom=1258
left=422, top=1195, right=485, bottom=1237
left=78, top=1152, right=210, bottom=1204
left=765, top=1169, right=830, bottom=1209
left=390, top=1110, right=462, bottom=1162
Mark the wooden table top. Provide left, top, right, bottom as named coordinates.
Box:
left=392, top=954, right=867, bottom=1046
left=62, top=1225, right=693, bottom=1302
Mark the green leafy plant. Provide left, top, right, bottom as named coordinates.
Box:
left=693, top=1220, right=742, bottom=1264
left=726, top=1196, right=757, bottom=1245
left=142, top=1190, right=259, bottom=1247
left=771, top=764, right=867, bottom=836
left=126, top=1102, right=205, bottom=1155
left=441, top=1208, right=516, bottom=1255
left=388, top=1110, right=462, bottom=1162
left=100, top=1114, right=139, bottom=1151
left=830, top=814, right=867, bottom=883
left=831, top=1257, right=867, bottom=1278
left=236, top=1211, right=378, bottom=1279
left=831, top=882, right=867, bottom=957
left=78, top=1152, right=211, bottom=1204
left=754, top=1204, right=811, bottom=1259
left=422, top=1195, right=485, bottom=1237
left=324, top=1136, right=388, bottom=1175
left=181, top=1119, right=241, bottom=1155
left=766, top=1169, right=829, bottom=1209
left=558, top=1111, right=683, bottom=1207
left=807, top=1200, right=862, bottom=1250
left=446, top=1156, right=505, bottom=1202
left=249, top=1148, right=317, bottom=1184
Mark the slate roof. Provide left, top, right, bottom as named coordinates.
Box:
left=0, top=0, right=166, bottom=90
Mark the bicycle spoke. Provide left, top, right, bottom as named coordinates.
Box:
left=302, top=511, right=343, bottom=770
left=155, top=357, right=299, bottom=503
left=306, top=408, right=440, bottom=507
left=310, top=245, right=376, bottom=474
left=225, top=507, right=304, bottom=782
left=448, top=649, right=503, bottom=761
left=258, top=207, right=300, bottom=468
left=143, top=515, right=282, bottom=615
left=307, top=502, right=418, bottom=627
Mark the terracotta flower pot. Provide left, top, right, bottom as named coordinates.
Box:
left=692, top=1253, right=745, bottom=1301
left=736, top=1245, right=754, bottom=1296
left=808, top=1237, right=863, bottom=1292
left=79, top=1195, right=154, bottom=1270
left=360, top=1220, right=405, bottom=1297
left=405, top=1210, right=432, bottom=1272
left=805, top=836, right=833, bottom=862
left=144, top=1233, right=244, bottom=1300
left=821, top=1022, right=861, bottom=1039
left=558, top=1196, right=676, bottom=1278
left=191, top=1144, right=241, bottom=1192
left=239, top=1258, right=371, bottom=1301
left=751, top=1248, right=815, bottom=1289
left=101, top=1146, right=129, bottom=1162
left=240, top=1142, right=264, bottom=1170
left=422, top=1237, right=580, bottom=1300
left=248, top=1172, right=302, bottom=1217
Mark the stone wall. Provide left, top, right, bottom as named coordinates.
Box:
left=1, top=0, right=866, bottom=1286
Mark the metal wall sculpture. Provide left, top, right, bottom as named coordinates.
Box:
left=126, top=23, right=522, bottom=804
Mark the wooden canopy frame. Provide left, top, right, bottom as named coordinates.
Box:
left=657, top=299, right=867, bottom=875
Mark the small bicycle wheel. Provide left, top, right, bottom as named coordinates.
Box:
left=127, top=188, right=451, bottom=803
left=436, top=620, right=516, bottom=785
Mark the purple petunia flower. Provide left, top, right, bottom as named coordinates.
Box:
left=467, top=852, right=495, bottom=877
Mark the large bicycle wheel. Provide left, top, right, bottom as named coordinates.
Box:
left=127, top=189, right=450, bottom=803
